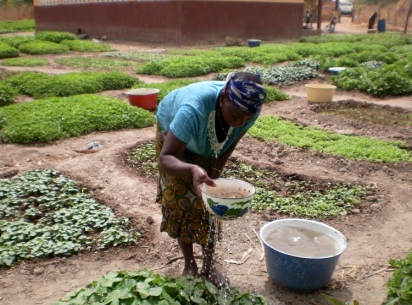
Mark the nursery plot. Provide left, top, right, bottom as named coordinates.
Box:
left=273, top=98, right=412, bottom=147
left=0, top=169, right=140, bottom=267
left=311, top=100, right=412, bottom=140
left=0, top=27, right=412, bottom=305
left=126, top=141, right=376, bottom=219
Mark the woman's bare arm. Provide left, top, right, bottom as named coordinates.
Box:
left=158, top=131, right=215, bottom=197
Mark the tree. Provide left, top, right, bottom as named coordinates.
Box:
left=400, top=0, right=412, bottom=33
left=0, top=0, right=33, bottom=5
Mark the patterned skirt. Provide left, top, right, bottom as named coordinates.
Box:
left=155, top=126, right=220, bottom=245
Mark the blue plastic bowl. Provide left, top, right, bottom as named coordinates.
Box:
left=260, top=218, right=347, bottom=291
left=247, top=39, right=261, bottom=47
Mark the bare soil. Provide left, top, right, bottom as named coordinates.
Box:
left=1, top=20, right=412, bottom=305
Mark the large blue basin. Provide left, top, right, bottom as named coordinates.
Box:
left=260, top=218, right=347, bottom=291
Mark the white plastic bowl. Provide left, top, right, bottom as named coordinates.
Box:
left=201, top=178, right=255, bottom=220
left=305, top=84, right=336, bottom=103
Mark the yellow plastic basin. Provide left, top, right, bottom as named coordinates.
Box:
left=305, top=84, right=336, bottom=103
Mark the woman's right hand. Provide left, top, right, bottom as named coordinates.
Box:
left=191, top=165, right=216, bottom=200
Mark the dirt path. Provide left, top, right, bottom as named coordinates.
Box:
left=1, top=23, right=412, bottom=305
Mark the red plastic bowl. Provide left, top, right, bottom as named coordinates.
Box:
left=126, top=88, right=160, bottom=110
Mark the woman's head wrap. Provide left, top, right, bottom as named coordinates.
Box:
left=225, top=72, right=266, bottom=114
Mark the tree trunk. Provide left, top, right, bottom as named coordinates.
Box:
left=317, top=0, right=323, bottom=30
left=404, top=0, right=412, bottom=33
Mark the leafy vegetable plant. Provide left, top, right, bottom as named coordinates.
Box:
left=0, top=94, right=155, bottom=144
left=323, top=294, right=360, bottom=305
left=60, top=39, right=114, bottom=52
left=300, top=32, right=411, bottom=48
left=18, top=40, right=70, bottom=55
left=52, top=269, right=269, bottom=305
left=383, top=248, right=412, bottom=305
left=252, top=185, right=365, bottom=218
left=55, top=56, right=136, bottom=70
left=35, top=31, right=77, bottom=43
left=3, top=71, right=140, bottom=98
left=213, top=44, right=301, bottom=65
left=128, top=142, right=158, bottom=178
left=249, top=116, right=412, bottom=163
left=0, top=83, right=17, bottom=106
left=0, top=19, right=35, bottom=34
left=0, top=42, right=19, bottom=59
left=1, top=57, right=49, bottom=67
left=128, top=143, right=368, bottom=218
left=244, top=66, right=322, bottom=85
left=332, top=66, right=412, bottom=97
left=137, top=54, right=244, bottom=78
left=0, top=35, right=34, bottom=48
left=0, top=169, right=140, bottom=266
left=105, top=51, right=172, bottom=61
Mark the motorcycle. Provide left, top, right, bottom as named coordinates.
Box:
left=324, top=17, right=338, bottom=33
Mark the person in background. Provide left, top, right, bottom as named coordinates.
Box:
left=368, top=12, right=378, bottom=29
left=304, top=9, right=313, bottom=29
left=155, top=72, right=266, bottom=288
left=75, top=28, right=88, bottom=39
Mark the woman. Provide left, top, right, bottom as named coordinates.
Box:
left=368, top=12, right=378, bottom=30
left=156, top=72, right=266, bottom=287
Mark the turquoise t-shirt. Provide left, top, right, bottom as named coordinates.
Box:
left=156, top=81, right=259, bottom=157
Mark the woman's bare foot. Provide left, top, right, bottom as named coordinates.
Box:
left=200, top=266, right=230, bottom=288
left=178, top=239, right=198, bottom=277
left=182, top=264, right=198, bottom=277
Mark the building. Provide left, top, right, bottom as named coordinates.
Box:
left=34, top=0, right=304, bottom=45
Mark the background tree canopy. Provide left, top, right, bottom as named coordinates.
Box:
left=0, top=0, right=33, bottom=5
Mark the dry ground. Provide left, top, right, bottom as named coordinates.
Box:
left=0, top=19, right=412, bottom=305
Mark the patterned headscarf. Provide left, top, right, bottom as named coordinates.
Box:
left=225, top=72, right=266, bottom=114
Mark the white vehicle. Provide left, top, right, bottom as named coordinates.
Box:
left=338, top=1, right=353, bottom=16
